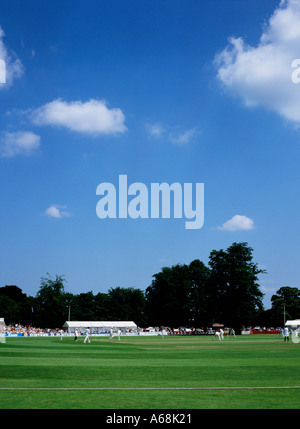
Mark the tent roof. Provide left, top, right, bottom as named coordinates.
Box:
left=285, top=319, right=300, bottom=327
left=63, top=321, right=137, bottom=328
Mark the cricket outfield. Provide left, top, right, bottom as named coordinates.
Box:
left=0, top=334, right=299, bottom=410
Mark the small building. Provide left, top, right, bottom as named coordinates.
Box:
left=63, top=320, right=137, bottom=333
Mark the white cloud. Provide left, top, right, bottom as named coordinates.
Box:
left=217, top=215, right=254, bottom=231
left=215, top=0, right=300, bottom=124
left=146, top=123, right=165, bottom=138
left=0, top=131, right=40, bottom=157
left=261, top=286, right=277, bottom=294
left=45, top=205, right=71, bottom=218
left=146, top=122, right=198, bottom=144
left=168, top=127, right=198, bottom=144
left=0, top=26, right=24, bottom=89
left=31, top=98, right=127, bottom=135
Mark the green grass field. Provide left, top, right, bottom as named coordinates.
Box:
left=0, top=334, right=299, bottom=410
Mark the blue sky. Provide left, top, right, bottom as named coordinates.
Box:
left=1, top=0, right=300, bottom=309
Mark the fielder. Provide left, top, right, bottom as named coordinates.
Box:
left=219, top=328, right=224, bottom=340
left=283, top=327, right=289, bottom=342
left=213, top=330, right=221, bottom=341
left=229, top=328, right=236, bottom=338
left=84, top=327, right=91, bottom=343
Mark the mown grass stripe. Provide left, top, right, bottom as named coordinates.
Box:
left=0, top=386, right=300, bottom=391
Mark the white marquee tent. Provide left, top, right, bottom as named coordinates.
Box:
left=63, top=321, right=137, bottom=333
left=285, top=319, right=300, bottom=329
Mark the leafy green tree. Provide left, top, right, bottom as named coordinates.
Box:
left=270, top=286, right=300, bottom=325
left=35, top=274, right=67, bottom=328
left=94, top=292, right=111, bottom=320
left=63, top=292, right=75, bottom=321
left=188, top=260, right=211, bottom=327
left=0, top=285, right=32, bottom=325
left=0, top=295, right=20, bottom=325
left=0, top=285, right=27, bottom=302
left=108, top=287, right=147, bottom=326
left=208, top=242, right=265, bottom=329
left=145, top=264, right=192, bottom=328
left=70, top=291, right=98, bottom=321
left=207, top=248, right=229, bottom=324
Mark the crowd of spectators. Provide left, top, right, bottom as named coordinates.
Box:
left=0, top=323, right=60, bottom=336
left=0, top=323, right=287, bottom=337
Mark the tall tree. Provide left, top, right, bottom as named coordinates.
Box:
left=107, top=287, right=147, bottom=326
left=188, top=259, right=211, bottom=327
left=0, top=285, right=27, bottom=302
left=207, top=248, right=229, bottom=324
left=0, top=285, right=32, bottom=325
left=0, top=295, right=20, bottom=325
left=145, top=264, right=192, bottom=327
left=208, top=242, right=265, bottom=329
left=71, top=291, right=97, bottom=321
left=94, top=292, right=111, bottom=321
left=35, top=274, right=67, bottom=328
left=270, top=286, right=300, bottom=325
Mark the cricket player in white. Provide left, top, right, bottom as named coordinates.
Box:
left=84, top=327, right=91, bottom=343
left=213, top=330, right=221, bottom=341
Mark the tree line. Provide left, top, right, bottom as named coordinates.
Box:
left=1, top=242, right=299, bottom=331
